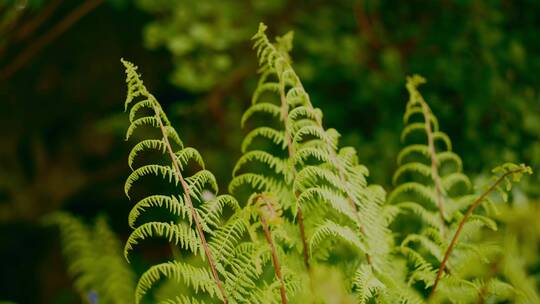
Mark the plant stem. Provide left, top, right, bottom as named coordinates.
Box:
left=420, top=99, right=446, bottom=236
left=270, top=36, right=373, bottom=267
left=296, top=207, right=310, bottom=269
left=152, top=102, right=228, bottom=304
left=259, top=205, right=288, bottom=304
left=429, top=168, right=524, bottom=299
left=277, top=74, right=311, bottom=270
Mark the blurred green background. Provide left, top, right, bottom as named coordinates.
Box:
left=0, top=0, right=538, bottom=302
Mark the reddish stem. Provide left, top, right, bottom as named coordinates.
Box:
left=429, top=168, right=524, bottom=299
left=259, top=207, right=288, bottom=304
left=152, top=103, right=228, bottom=303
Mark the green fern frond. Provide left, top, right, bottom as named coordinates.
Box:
left=122, top=59, right=253, bottom=303
left=241, top=127, right=286, bottom=153
left=135, top=262, right=219, bottom=304
left=310, top=221, right=367, bottom=255
left=241, top=102, right=282, bottom=127
left=232, top=150, right=286, bottom=177
left=45, top=212, right=136, bottom=303
left=125, top=164, right=177, bottom=198
left=124, top=222, right=202, bottom=261
left=128, top=195, right=191, bottom=228
left=352, top=264, right=385, bottom=304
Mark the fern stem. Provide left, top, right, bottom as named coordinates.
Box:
left=273, top=37, right=373, bottom=267
left=296, top=207, right=310, bottom=269
left=420, top=100, right=446, bottom=236
left=277, top=73, right=311, bottom=271
left=151, top=101, right=229, bottom=304
left=258, top=205, right=288, bottom=304
left=429, top=168, right=525, bottom=299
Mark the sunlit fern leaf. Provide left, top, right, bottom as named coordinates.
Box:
left=241, top=102, right=282, bottom=127
left=399, top=246, right=437, bottom=287
left=175, top=147, right=205, bottom=170
left=125, top=116, right=160, bottom=141
left=128, top=195, right=191, bottom=228
left=124, top=222, right=202, bottom=261
left=232, top=150, right=286, bottom=177
left=352, top=264, right=385, bottom=304
left=251, top=83, right=280, bottom=105
left=209, top=215, right=249, bottom=263
left=241, top=127, right=286, bottom=153
left=292, top=146, right=332, bottom=165
left=200, top=195, right=241, bottom=229
left=396, top=202, right=442, bottom=228
left=124, top=164, right=177, bottom=198
left=310, top=220, right=367, bottom=255
left=229, top=173, right=272, bottom=194
left=293, top=166, right=347, bottom=194
left=185, top=170, right=219, bottom=198
left=221, top=244, right=270, bottom=301
left=401, top=233, right=444, bottom=262
left=135, top=262, right=219, bottom=304
left=298, top=187, right=357, bottom=224
left=128, top=139, right=168, bottom=169
left=392, top=162, right=432, bottom=185
left=387, top=182, right=438, bottom=207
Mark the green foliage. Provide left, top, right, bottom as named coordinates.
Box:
left=136, top=0, right=540, bottom=197
left=121, top=58, right=307, bottom=303
left=44, top=212, right=136, bottom=304
left=117, top=23, right=536, bottom=303
left=389, top=76, right=534, bottom=303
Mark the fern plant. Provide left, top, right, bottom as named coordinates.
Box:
left=230, top=24, right=414, bottom=302
left=45, top=212, right=136, bottom=304
left=389, top=75, right=533, bottom=303
left=117, top=23, right=535, bottom=303
left=122, top=59, right=307, bottom=304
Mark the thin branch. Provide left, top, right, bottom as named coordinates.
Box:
left=14, top=0, right=63, bottom=42
left=151, top=101, right=228, bottom=304
left=429, top=168, right=526, bottom=298
left=0, top=0, right=104, bottom=82
left=258, top=200, right=288, bottom=304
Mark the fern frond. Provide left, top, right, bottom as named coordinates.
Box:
left=186, top=169, right=219, bottom=197
left=135, top=262, right=219, bottom=304
left=241, top=102, right=282, bottom=127
left=125, top=164, right=176, bottom=198
left=310, top=221, right=367, bottom=255
left=124, top=222, right=202, bottom=261
left=128, top=195, right=191, bottom=228
left=251, top=82, right=280, bottom=104
left=176, top=147, right=205, bottom=170
left=241, top=127, right=286, bottom=153
left=209, top=215, right=249, bottom=263
left=298, top=187, right=356, bottom=224
left=128, top=139, right=168, bottom=169
left=45, top=212, right=136, bottom=303
left=200, top=195, right=241, bottom=229
left=232, top=150, right=286, bottom=177
left=352, top=264, right=385, bottom=304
